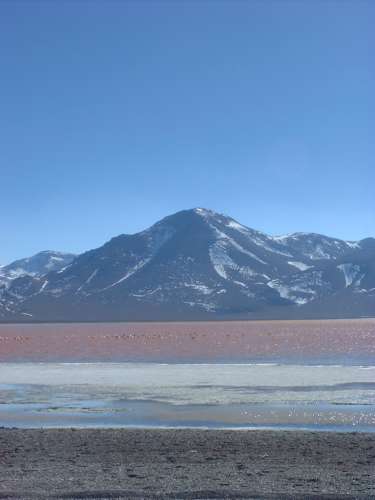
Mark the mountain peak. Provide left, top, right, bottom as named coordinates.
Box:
left=1, top=209, right=374, bottom=322
left=193, top=207, right=217, bottom=216
left=163, top=207, right=223, bottom=220
left=0, top=251, right=76, bottom=288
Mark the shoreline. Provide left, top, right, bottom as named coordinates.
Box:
left=0, top=428, right=374, bottom=499
left=2, top=359, right=375, bottom=365
left=3, top=423, right=375, bottom=431
left=1, top=316, right=374, bottom=324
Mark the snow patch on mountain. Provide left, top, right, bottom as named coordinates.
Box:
left=238, top=267, right=257, bottom=279
left=76, top=269, right=99, bottom=293
left=209, top=241, right=238, bottom=279
left=253, top=240, right=292, bottom=257
left=345, top=241, right=360, bottom=249
left=225, top=220, right=293, bottom=257
left=57, top=264, right=73, bottom=274
left=183, top=283, right=214, bottom=295
left=267, top=280, right=310, bottom=305
left=183, top=300, right=217, bottom=312
left=273, top=234, right=293, bottom=242
left=337, top=264, right=362, bottom=287
left=288, top=261, right=313, bottom=271
left=298, top=244, right=331, bottom=260
left=226, top=220, right=248, bottom=232
left=102, top=258, right=152, bottom=290
left=131, top=287, right=162, bottom=298
left=45, top=255, right=66, bottom=270
left=266, top=268, right=328, bottom=305
left=194, top=207, right=212, bottom=216
left=210, top=225, right=267, bottom=265
left=0, top=252, right=76, bottom=292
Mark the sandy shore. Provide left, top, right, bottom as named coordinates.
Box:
left=0, top=429, right=374, bottom=499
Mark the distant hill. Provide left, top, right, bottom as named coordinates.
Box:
left=1, top=209, right=374, bottom=321
left=0, top=250, right=75, bottom=287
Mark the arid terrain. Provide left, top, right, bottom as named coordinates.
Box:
left=0, top=428, right=374, bottom=499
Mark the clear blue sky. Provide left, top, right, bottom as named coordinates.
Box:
left=1, top=1, right=374, bottom=263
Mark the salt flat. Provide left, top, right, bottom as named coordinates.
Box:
left=1, top=362, right=374, bottom=431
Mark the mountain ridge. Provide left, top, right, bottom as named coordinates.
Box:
left=1, top=208, right=374, bottom=321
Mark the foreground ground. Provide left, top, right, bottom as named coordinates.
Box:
left=0, top=429, right=374, bottom=499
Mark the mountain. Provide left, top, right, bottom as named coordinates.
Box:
left=0, top=251, right=76, bottom=282
left=1, top=209, right=374, bottom=321
left=0, top=251, right=76, bottom=317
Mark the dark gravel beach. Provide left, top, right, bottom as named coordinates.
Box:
left=0, top=428, right=374, bottom=499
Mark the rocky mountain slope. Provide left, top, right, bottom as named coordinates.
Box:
left=0, top=251, right=75, bottom=283
left=1, top=209, right=374, bottom=321
left=0, top=251, right=75, bottom=317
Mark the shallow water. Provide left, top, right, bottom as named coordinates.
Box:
left=1, top=319, right=374, bottom=430
left=1, top=362, right=374, bottom=431
left=1, top=319, right=374, bottom=364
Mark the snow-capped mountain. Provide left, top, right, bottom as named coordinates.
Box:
left=1, top=209, right=374, bottom=321
left=0, top=251, right=75, bottom=285
left=0, top=251, right=75, bottom=317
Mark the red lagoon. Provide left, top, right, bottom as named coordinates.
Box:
left=0, top=318, right=374, bottom=363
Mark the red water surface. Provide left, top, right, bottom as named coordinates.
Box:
left=0, top=319, right=374, bottom=363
